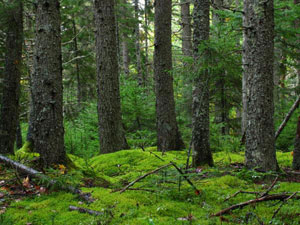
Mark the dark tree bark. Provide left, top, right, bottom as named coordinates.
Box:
left=15, top=117, right=23, bottom=149
left=191, top=0, right=213, bottom=167
left=94, top=0, right=129, bottom=154
left=31, top=0, right=66, bottom=166
left=243, top=0, right=278, bottom=171
left=180, top=0, right=192, bottom=57
left=72, top=18, right=82, bottom=106
left=212, top=0, right=229, bottom=135
left=292, top=116, right=300, bottom=170
left=0, top=0, right=23, bottom=155
left=134, top=0, right=143, bottom=86
left=144, top=0, right=149, bottom=82
left=154, top=0, right=185, bottom=152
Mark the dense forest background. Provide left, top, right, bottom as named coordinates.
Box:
left=0, top=0, right=299, bottom=224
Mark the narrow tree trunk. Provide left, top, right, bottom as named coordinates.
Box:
left=295, top=0, right=300, bottom=94
left=154, top=0, right=185, bottom=152
left=192, top=0, right=213, bottom=167
left=72, top=18, right=82, bottom=106
left=31, top=0, right=66, bottom=166
left=0, top=0, right=23, bottom=155
left=135, top=0, right=143, bottom=86
left=293, top=116, right=300, bottom=170
left=243, top=0, right=278, bottom=171
left=180, top=0, right=192, bottom=57
left=144, top=0, right=149, bottom=83
left=15, top=117, right=23, bottom=149
left=121, top=35, right=130, bottom=76
left=94, top=0, right=129, bottom=154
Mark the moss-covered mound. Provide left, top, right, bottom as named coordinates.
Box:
left=1, top=149, right=299, bottom=225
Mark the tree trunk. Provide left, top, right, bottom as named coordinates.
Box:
left=72, top=18, right=82, bottom=106
left=243, top=0, right=278, bottom=171
left=134, top=0, right=143, bottom=86
left=295, top=0, right=300, bottom=94
left=154, top=0, right=185, bottom=152
left=192, top=0, right=213, bottom=167
left=15, top=117, right=23, bottom=149
left=94, top=0, right=129, bottom=154
left=180, top=0, right=192, bottom=57
left=31, top=0, right=66, bottom=166
left=0, top=0, right=23, bottom=155
left=144, top=0, right=149, bottom=83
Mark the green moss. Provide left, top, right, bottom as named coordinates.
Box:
left=2, top=149, right=299, bottom=225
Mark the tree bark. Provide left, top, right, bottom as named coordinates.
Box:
left=191, top=0, right=213, bottom=167
left=31, top=0, right=66, bottom=166
left=243, top=0, right=278, bottom=171
left=94, top=0, right=129, bottom=154
left=15, top=117, right=23, bottom=149
left=293, top=116, right=300, bottom=170
left=154, top=0, right=185, bottom=152
left=180, top=0, right=192, bottom=57
left=0, top=0, right=23, bottom=155
left=134, top=0, right=143, bottom=86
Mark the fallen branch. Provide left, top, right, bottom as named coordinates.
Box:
left=275, top=95, right=300, bottom=140
left=119, top=163, right=172, bottom=193
left=0, top=154, right=94, bottom=203
left=224, top=190, right=260, bottom=202
left=271, top=192, right=299, bottom=223
left=212, top=193, right=300, bottom=217
left=260, top=176, right=279, bottom=197
left=111, top=188, right=155, bottom=193
left=170, top=161, right=200, bottom=194
left=69, top=205, right=103, bottom=216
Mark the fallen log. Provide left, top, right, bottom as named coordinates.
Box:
left=69, top=205, right=103, bottom=216
left=212, top=193, right=300, bottom=217
left=0, top=154, right=94, bottom=203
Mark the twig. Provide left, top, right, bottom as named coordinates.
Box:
left=111, top=188, right=155, bottom=193
left=224, top=190, right=260, bottom=202
left=212, top=193, right=300, bottom=217
left=69, top=205, right=103, bottom=216
left=260, top=176, right=279, bottom=197
left=119, top=163, right=172, bottom=193
left=170, top=161, right=200, bottom=193
left=270, top=192, right=299, bottom=222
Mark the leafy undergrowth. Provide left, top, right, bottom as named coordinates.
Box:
left=0, top=149, right=299, bottom=225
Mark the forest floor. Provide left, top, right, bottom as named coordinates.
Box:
left=0, top=148, right=299, bottom=225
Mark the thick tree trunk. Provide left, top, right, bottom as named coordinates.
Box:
left=31, top=0, right=66, bottom=166
left=243, top=0, right=278, bottom=171
left=94, top=0, right=129, bottom=154
left=154, top=0, right=185, bottom=152
left=192, top=0, right=213, bottom=167
left=0, top=0, right=23, bottom=155
left=180, top=0, right=192, bottom=57
left=293, top=116, right=300, bottom=170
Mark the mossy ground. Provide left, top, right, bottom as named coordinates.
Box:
left=1, top=149, right=299, bottom=225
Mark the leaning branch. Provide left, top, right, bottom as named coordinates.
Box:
left=119, top=163, right=172, bottom=193
left=0, top=154, right=94, bottom=203
left=275, top=95, right=300, bottom=140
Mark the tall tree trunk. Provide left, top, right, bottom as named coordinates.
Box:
left=243, top=0, right=278, bottom=171
left=192, top=0, right=213, bottom=167
left=31, top=0, right=66, bottom=166
left=213, top=0, right=228, bottom=135
left=94, top=0, right=129, bottom=154
left=144, top=0, right=149, bottom=83
left=120, top=0, right=130, bottom=77
left=134, top=0, right=143, bottom=86
left=180, top=0, right=192, bottom=57
left=72, top=18, right=82, bottom=106
left=154, top=0, right=185, bottom=152
left=295, top=0, right=300, bottom=94
left=0, top=0, right=23, bottom=155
